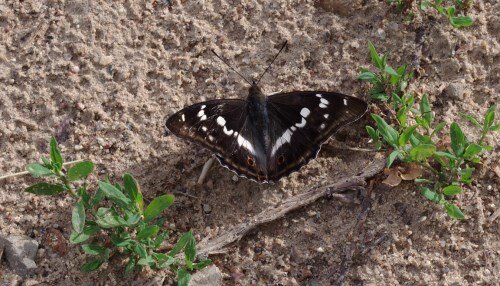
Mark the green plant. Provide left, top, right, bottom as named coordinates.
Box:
left=420, top=0, right=473, bottom=28
left=360, top=43, right=499, bottom=219
left=25, top=137, right=211, bottom=285
left=388, top=0, right=473, bottom=28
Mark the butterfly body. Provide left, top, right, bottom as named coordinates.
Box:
left=166, top=82, right=367, bottom=183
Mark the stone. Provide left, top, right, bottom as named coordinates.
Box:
left=442, top=82, right=466, bottom=100
left=0, top=234, right=39, bottom=277
left=189, top=265, right=223, bottom=286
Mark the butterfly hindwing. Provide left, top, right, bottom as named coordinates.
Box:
left=266, top=91, right=368, bottom=180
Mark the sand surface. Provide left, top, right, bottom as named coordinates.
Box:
left=0, top=0, right=499, bottom=285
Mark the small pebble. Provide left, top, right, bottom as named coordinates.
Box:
left=316, top=247, right=324, bottom=253
left=232, top=175, right=239, bottom=182
left=203, top=204, right=212, bottom=214
left=69, top=65, right=79, bottom=73
left=99, top=55, right=113, bottom=66
left=74, top=145, right=83, bottom=151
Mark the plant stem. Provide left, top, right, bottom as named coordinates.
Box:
left=0, top=159, right=85, bottom=181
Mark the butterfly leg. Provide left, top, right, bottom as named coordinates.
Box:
left=197, top=156, right=215, bottom=185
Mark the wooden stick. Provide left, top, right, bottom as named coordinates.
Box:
left=197, top=157, right=215, bottom=185
left=0, top=159, right=85, bottom=181
left=196, top=159, right=385, bottom=257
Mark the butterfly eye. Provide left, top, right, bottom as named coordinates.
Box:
left=247, top=156, right=255, bottom=166
left=278, top=155, right=285, bottom=165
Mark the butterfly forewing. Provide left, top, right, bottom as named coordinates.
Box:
left=165, top=99, right=268, bottom=181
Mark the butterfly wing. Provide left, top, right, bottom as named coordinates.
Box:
left=266, top=91, right=368, bottom=181
left=165, top=100, right=268, bottom=181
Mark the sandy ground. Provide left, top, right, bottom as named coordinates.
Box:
left=0, top=0, right=499, bottom=285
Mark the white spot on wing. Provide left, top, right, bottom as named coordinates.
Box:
left=208, top=135, right=214, bottom=141
left=201, top=126, right=207, bottom=132
left=319, top=103, right=328, bottom=109
left=316, top=94, right=322, bottom=98
left=181, top=114, right=185, bottom=122
left=271, top=129, right=293, bottom=155
left=237, top=135, right=256, bottom=155
left=320, top=123, right=325, bottom=129
left=223, top=126, right=234, bottom=135
left=324, top=114, right=329, bottom=119
left=295, top=117, right=307, bottom=128
left=200, top=115, right=207, bottom=121
left=197, top=110, right=205, bottom=117
left=290, top=126, right=297, bottom=131
left=343, top=98, right=347, bottom=105
left=320, top=98, right=329, bottom=105
left=216, top=116, right=226, bottom=126
left=300, top=107, right=311, bottom=118
left=201, top=105, right=206, bottom=109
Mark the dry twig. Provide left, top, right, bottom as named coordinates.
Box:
left=196, top=159, right=385, bottom=257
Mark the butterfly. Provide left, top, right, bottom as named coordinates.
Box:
left=165, top=44, right=368, bottom=183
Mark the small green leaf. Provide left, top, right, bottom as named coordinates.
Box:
left=460, top=113, right=482, bottom=128
left=123, top=174, right=144, bottom=212
left=358, top=71, right=377, bottom=82
left=110, top=233, right=132, bottom=247
left=184, top=231, right=196, bottom=264
left=154, top=253, right=176, bottom=268
left=368, top=41, right=383, bottom=69
left=137, top=225, right=160, bottom=241
left=450, top=16, right=473, bottom=28
left=431, top=122, right=446, bottom=137
left=384, top=65, right=399, bottom=77
left=460, top=167, right=474, bottom=184
left=463, top=144, right=483, bottom=159
left=194, top=259, right=213, bottom=270
left=409, top=144, right=436, bottom=161
left=98, top=181, right=132, bottom=210
left=450, top=122, right=466, bottom=156
left=366, top=126, right=378, bottom=140
left=399, top=125, right=418, bottom=146
left=49, top=137, right=63, bottom=168
left=177, top=268, right=192, bottom=286
left=67, top=161, right=94, bottom=181
left=25, top=182, right=65, bottom=196
left=483, top=105, right=496, bottom=130
left=371, top=92, right=390, bottom=101
left=82, top=244, right=106, bottom=256
left=72, top=201, right=85, bottom=233
left=125, top=257, right=136, bottom=274
left=371, top=114, right=399, bottom=147
left=26, top=164, right=53, bottom=177
left=421, top=187, right=441, bottom=203
left=169, top=231, right=191, bottom=257
left=134, top=244, right=147, bottom=258
left=144, top=194, right=175, bottom=223
left=95, top=208, right=128, bottom=228
left=490, top=124, right=500, bottom=131
left=137, top=256, right=155, bottom=266
left=420, top=94, right=432, bottom=127
left=443, top=185, right=462, bottom=196
left=387, top=150, right=400, bottom=168
left=70, top=225, right=100, bottom=244
left=81, top=259, right=104, bottom=272
left=445, top=203, right=465, bottom=220
left=434, top=151, right=457, bottom=160
left=90, top=188, right=105, bottom=207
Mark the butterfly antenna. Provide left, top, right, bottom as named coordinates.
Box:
left=211, top=49, right=252, bottom=85
left=256, top=40, right=287, bottom=85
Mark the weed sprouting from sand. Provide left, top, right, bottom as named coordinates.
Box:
left=360, top=42, right=498, bottom=219
left=25, top=138, right=211, bottom=285
left=388, top=0, right=473, bottom=28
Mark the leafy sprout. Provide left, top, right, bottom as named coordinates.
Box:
left=25, top=137, right=211, bottom=285
left=360, top=42, right=498, bottom=220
